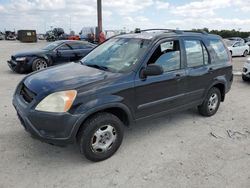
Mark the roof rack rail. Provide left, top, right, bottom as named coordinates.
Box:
left=135, top=28, right=183, bottom=34
left=134, top=28, right=209, bottom=35
left=183, top=30, right=208, bottom=35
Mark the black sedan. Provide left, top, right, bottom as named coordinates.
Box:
left=7, top=40, right=96, bottom=73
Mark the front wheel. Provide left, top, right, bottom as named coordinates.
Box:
left=32, top=58, right=48, bottom=72
left=198, top=87, right=221, bottom=117
left=78, top=113, right=124, bottom=162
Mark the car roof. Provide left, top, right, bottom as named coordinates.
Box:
left=60, top=40, right=91, bottom=44
left=115, top=30, right=221, bottom=41
left=55, top=40, right=96, bottom=47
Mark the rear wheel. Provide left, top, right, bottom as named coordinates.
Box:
left=243, top=50, right=248, bottom=57
left=198, top=87, right=221, bottom=117
left=32, top=58, right=48, bottom=72
left=78, top=112, right=124, bottom=162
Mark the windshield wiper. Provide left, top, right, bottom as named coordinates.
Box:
left=84, top=64, right=109, bottom=71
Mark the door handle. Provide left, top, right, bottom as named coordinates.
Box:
left=208, top=67, right=214, bottom=73
left=175, top=73, right=183, bottom=81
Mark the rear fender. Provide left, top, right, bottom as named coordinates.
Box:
left=205, top=76, right=227, bottom=101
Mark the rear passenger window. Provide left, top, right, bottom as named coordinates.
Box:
left=184, top=40, right=209, bottom=68
left=69, top=42, right=93, bottom=49
left=69, top=43, right=81, bottom=49
left=148, top=40, right=181, bottom=72
left=209, top=39, right=229, bottom=63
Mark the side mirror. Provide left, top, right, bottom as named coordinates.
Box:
left=142, top=64, right=164, bottom=78
left=56, top=50, right=62, bottom=56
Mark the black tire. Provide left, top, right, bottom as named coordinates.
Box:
left=32, top=58, right=48, bottom=72
left=243, top=50, right=248, bottom=57
left=198, top=87, right=221, bottom=117
left=242, top=74, right=249, bottom=81
left=78, top=112, right=124, bottom=162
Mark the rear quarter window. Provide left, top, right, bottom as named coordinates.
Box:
left=209, top=39, right=229, bottom=63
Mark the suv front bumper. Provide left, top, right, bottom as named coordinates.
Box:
left=13, top=94, right=82, bottom=146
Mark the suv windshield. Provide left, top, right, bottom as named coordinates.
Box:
left=80, top=38, right=150, bottom=73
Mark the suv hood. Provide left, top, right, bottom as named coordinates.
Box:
left=23, top=63, right=118, bottom=94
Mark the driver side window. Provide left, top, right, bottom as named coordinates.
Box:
left=58, top=44, right=71, bottom=50
left=148, top=40, right=181, bottom=72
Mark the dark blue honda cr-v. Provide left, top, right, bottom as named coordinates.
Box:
left=13, top=29, right=233, bottom=162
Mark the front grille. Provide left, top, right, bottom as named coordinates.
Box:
left=20, top=84, right=36, bottom=103
left=243, top=68, right=247, bottom=73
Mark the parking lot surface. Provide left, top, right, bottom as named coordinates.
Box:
left=0, top=41, right=250, bottom=188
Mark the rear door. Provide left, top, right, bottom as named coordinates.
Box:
left=134, top=38, right=187, bottom=119
left=181, top=37, right=213, bottom=104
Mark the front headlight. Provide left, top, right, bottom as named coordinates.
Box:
left=35, top=90, right=77, bottom=113
left=16, top=57, right=27, bottom=61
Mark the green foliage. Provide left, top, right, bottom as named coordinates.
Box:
left=191, top=28, right=250, bottom=39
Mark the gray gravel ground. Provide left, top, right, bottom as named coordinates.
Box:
left=0, top=41, right=250, bottom=188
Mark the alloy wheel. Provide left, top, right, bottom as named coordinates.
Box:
left=208, top=93, right=218, bottom=112
left=91, top=125, right=117, bottom=153
left=35, top=60, right=47, bottom=70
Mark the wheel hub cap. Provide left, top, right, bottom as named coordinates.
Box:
left=36, top=60, right=47, bottom=70
left=91, top=125, right=117, bottom=153
left=208, top=93, right=218, bottom=112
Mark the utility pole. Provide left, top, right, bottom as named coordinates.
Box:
left=69, top=16, right=72, bottom=33
left=97, top=0, right=102, bottom=36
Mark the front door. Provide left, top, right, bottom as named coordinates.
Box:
left=134, top=39, right=187, bottom=120
left=53, top=43, right=75, bottom=64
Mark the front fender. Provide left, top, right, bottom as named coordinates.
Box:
left=26, top=55, right=51, bottom=66
left=70, top=101, right=134, bottom=139
left=36, top=54, right=52, bottom=65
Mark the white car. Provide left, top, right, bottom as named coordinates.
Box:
left=224, top=39, right=249, bottom=57
left=242, top=58, right=250, bottom=81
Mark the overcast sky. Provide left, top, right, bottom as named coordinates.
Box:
left=1, top=0, right=250, bottom=33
